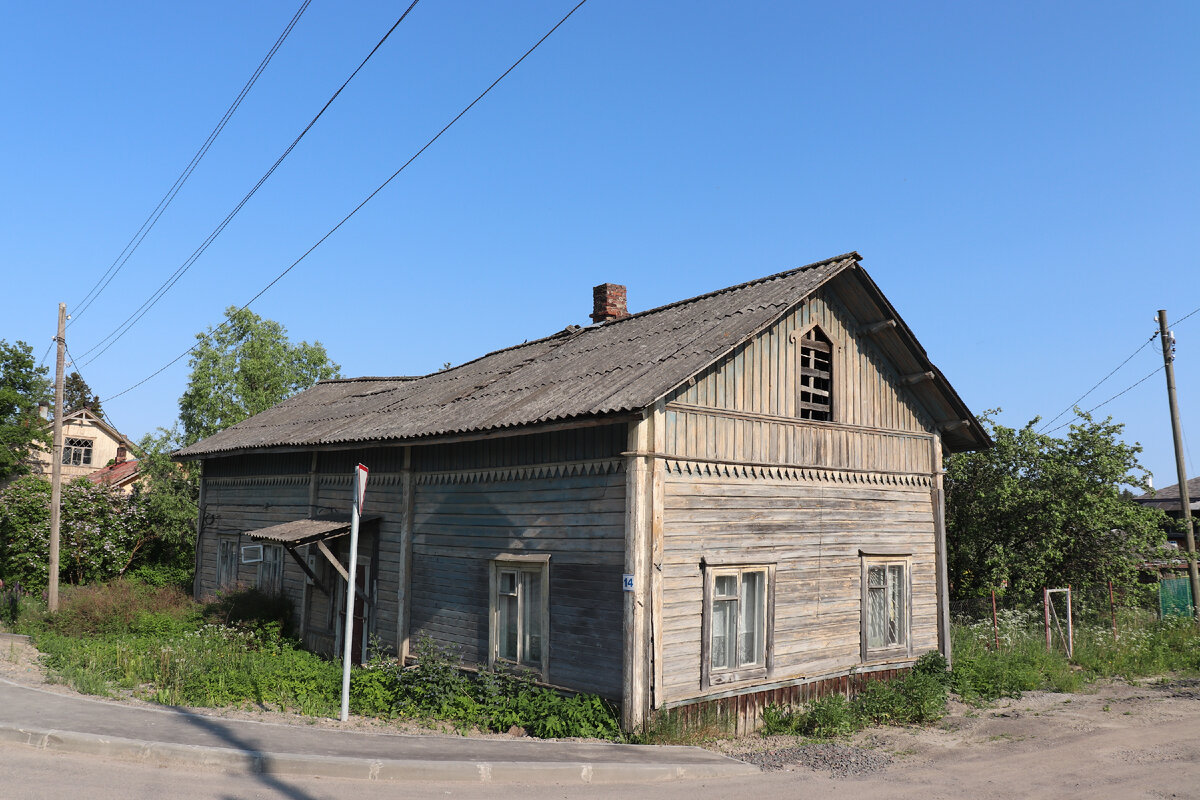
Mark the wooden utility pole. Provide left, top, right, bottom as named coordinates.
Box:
left=1157, top=310, right=1200, bottom=620
left=48, top=303, right=66, bottom=612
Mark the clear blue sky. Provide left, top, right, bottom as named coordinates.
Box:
left=3, top=1, right=1197, bottom=485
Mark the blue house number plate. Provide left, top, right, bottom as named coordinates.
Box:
left=622, top=574, right=634, bottom=592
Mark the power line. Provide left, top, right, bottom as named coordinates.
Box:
left=101, top=0, right=592, bottom=405
left=1037, top=331, right=1160, bottom=433
left=69, top=0, right=312, bottom=326
left=1175, top=303, right=1200, bottom=327
left=74, top=1, right=423, bottom=367
left=1042, top=364, right=1165, bottom=436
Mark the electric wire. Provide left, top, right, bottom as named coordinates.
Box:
left=69, top=0, right=312, bottom=326
left=1037, top=331, right=1160, bottom=433
left=74, top=1, right=422, bottom=367
left=1174, top=304, right=1200, bottom=327
left=1042, top=364, right=1165, bottom=436
left=100, top=0, right=591, bottom=405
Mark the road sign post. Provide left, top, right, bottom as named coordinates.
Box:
left=340, top=463, right=369, bottom=722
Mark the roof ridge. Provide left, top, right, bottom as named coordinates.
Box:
left=588, top=251, right=861, bottom=328
left=312, top=254, right=860, bottom=387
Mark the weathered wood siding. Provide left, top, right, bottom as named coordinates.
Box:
left=667, top=286, right=936, bottom=441
left=197, top=473, right=310, bottom=606
left=658, top=465, right=938, bottom=704
left=409, top=462, right=627, bottom=699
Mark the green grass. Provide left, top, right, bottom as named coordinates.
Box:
left=13, top=580, right=621, bottom=739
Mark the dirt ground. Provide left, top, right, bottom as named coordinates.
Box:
left=4, top=634, right=1200, bottom=798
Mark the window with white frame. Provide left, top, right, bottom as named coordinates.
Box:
left=216, top=538, right=238, bottom=589
left=62, top=437, right=94, bottom=466
left=489, top=555, right=549, bottom=679
left=258, top=545, right=284, bottom=596
left=702, top=563, right=773, bottom=687
left=861, top=554, right=910, bottom=658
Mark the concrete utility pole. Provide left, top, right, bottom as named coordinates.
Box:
left=48, top=303, right=66, bottom=612
left=1157, top=310, right=1200, bottom=620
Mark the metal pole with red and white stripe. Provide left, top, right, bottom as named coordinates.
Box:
left=340, top=463, right=369, bottom=722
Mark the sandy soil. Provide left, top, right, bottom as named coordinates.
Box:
left=4, top=634, right=1199, bottom=798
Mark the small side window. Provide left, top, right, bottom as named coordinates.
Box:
left=489, top=555, right=549, bottom=681
left=861, top=556, right=911, bottom=659
left=702, top=563, right=774, bottom=688
left=216, top=538, right=238, bottom=590
left=257, top=545, right=284, bottom=596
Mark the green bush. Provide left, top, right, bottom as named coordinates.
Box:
left=762, top=656, right=949, bottom=738
left=203, top=588, right=294, bottom=638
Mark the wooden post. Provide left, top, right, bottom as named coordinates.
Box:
left=47, top=303, right=66, bottom=612
left=649, top=400, right=665, bottom=710
left=193, top=473, right=206, bottom=602
left=622, top=414, right=652, bottom=731
left=930, top=434, right=952, bottom=664
left=991, top=589, right=999, bottom=650
left=1065, top=586, right=1074, bottom=659
left=1043, top=588, right=1051, bottom=652
left=1158, top=310, right=1200, bottom=621
left=1108, top=580, right=1118, bottom=641
left=397, top=447, right=414, bottom=663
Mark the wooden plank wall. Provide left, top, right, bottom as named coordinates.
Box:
left=658, top=467, right=937, bottom=705
left=409, top=464, right=627, bottom=699
left=669, top=287, right=934, bottom=432
left=197, top=474, right=310, bottom=604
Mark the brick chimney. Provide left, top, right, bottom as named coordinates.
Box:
left=591, top=283, right=629, bottom=324
left=115, top=445, right=127, bottom=464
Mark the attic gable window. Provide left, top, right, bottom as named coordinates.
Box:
left=797, top=327, right=832, bottom=421
left=62, top=437, right=94, bottom=466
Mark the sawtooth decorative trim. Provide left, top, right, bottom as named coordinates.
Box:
left=662, top=458, right=931, bottom=488
left=205, top=476, right=308, bottom=488
left=415, top=458, right=623, bottom=486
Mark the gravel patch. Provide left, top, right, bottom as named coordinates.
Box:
left=736, top=742, right=892, bottom=777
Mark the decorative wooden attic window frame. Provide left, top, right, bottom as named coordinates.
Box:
left=794, top=325, right=833, bottom=421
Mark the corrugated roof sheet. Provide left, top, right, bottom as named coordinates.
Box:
left=178, top=254, right=857, bottom=458
left=245, top=517, right=352, bottom=545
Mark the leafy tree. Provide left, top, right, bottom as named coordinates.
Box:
left=0, top=476, right=151, bottom=589
left=63, top=371, right=102, bottom=416
left=179, top=307, right=341, bottom=445
left=131, top=426, right=199, bottom=586
left=945, top=410, right=1168, bottom=598
left=0, top=340, right=50, bottom=483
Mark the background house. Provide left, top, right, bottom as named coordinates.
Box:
left=176, top=253, right=989, bottom=731
left=1134, top=477, right=1199, bottom=551
left=30, top=407, right=138, bottom=483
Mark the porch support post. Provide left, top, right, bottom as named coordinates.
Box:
left=397, top=447, right=415, bottom=663
left=931, top=434, right=952, bottom=665
left=623, top=413, right=654, bottom=731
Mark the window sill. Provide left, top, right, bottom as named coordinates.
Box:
left=705, top=665, right=769, bottom=689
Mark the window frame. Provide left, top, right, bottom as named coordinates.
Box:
left=488, top=553, right=550, bottom=682
left=62, top=437, right=94, bottom=467
left=700, top=560, right=775, bottom=689
left=216, top=538, right=238, bottom=590
left=257, top=544, right=284, bottom=596
left=859, top=551, right=912, bottom=661
left=795, top=325, right=833, bottom=422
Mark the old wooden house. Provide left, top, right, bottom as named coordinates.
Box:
left=176, top=253, right=989, bottom=730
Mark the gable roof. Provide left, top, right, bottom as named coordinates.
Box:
left=87, top=459, right=141, bottom=488
left=1135, top=477, right=1200, bottom=512
left=59, top=408, right=135, bottom=449
left=176, top=253, right=989, bottom=460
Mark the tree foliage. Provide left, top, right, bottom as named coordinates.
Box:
left=0, top=340, right=50, bottom=483
left=945, top=410, right=1168, bottom=599
left=132, top=426, right=198, bottom=584
left=63, top=371, right=102, bottom=416
left=0, top=476, right=152, bottom=589
left=179, top=307, right=341, bottom=446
